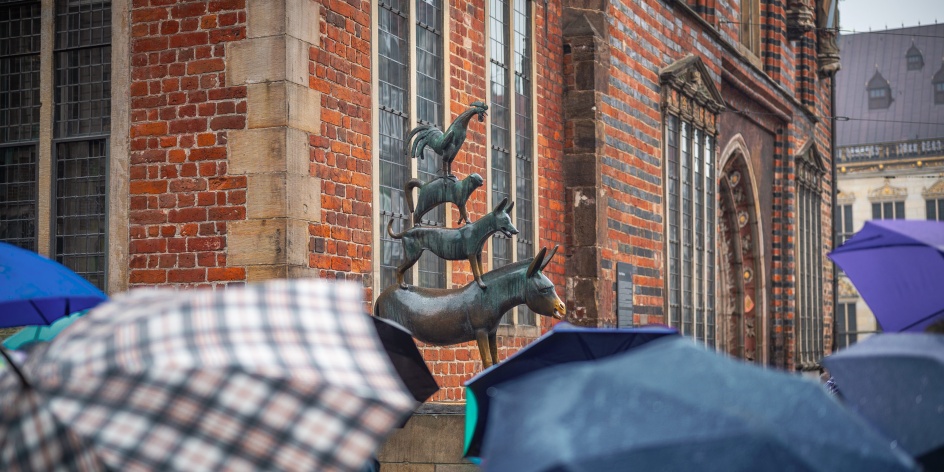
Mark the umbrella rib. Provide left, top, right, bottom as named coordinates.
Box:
left=28, top=299, right=54, bottom=325
left=898, top=306, right=944, bottom=332
left=0, top=347, right=32, bottom=388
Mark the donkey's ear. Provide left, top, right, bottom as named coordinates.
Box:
left=493, top=197, right=509, bottom=214
left=540, top=245, right=559, bottom=270
left=527, top=247, right=549, bottom=277
left=505, top=201, right=515, bottom=214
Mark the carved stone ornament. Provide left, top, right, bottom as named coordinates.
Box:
left=836, top=189, right=855, bottom=204
left=868, top=179, right=907, bottom=202
left=838, top=277, right=859, bottom=299
left=816, top=0, right=841, bottom=76
left=922, top=178, right=944, bottom=198
left=786, top=0, right=815, bottom=40
left=660, top=55, right=725, bottom=134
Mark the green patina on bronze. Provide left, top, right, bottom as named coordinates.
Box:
left=375, top=247, right=566, bottom=368
left=406, top=102, right=488, bottom=180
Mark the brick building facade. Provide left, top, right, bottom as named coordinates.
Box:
left=1, top=0, right=835, bottom=406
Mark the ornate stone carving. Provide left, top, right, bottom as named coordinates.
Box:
left=786, top=0, right=815, bottom=40
left=660, top=55, right=725, bottom=134
left=816, top=0, right=841, bottom=76
left=836, top=189, right=855, bottom=204
left=922, top=178, right=944, bottom=198
left=868, top=179, right=907, bottom=202
left=837, top=277, right=859, bottom=299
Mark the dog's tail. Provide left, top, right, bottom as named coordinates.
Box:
left=404, top=178, right=422, bottom=214
left=387, top=218, right=408, bottom=239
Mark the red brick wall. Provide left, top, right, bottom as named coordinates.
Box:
left=128, top=0, right=248, bottom=288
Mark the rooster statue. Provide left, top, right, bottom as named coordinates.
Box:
left=406, top=101, right=488, bottom=180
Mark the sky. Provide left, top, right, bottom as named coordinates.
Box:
left=840, top=0, right=943, bottom=32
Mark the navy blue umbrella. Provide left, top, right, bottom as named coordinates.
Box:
left=0, top=242, right=107, bottom=328
left=480, top=337, right=918, bottom=472
left=823, top=333, right=944, bottom=470
left=463, top=323, right=678, bottom=458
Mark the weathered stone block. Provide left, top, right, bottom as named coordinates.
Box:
left=377, top=414, right=468, bottom=464
left=246, top=264, right=318, bottom=282
left=228, top=218, right=310, bottom=266
left=226, top=35, right=310, bottom=87
left=568, top=246, right=600, bottom=278
left=563, top=153, right=599, bottom=187
left=246, top=173, right=320, bottom=221
left=571, top=187, right=599, bottom=246
left=247, top=82, right=321, bottom=135
left=564, top=90, right=597, bottom=120
left=229, top=127, right=310, bottom=175
left=248, top=0, right=320, bottom=46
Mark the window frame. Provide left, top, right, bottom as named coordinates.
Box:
left=373, top=0, right=449, bottom=292
left=737, top=0, right=762, bottom=58
left=795, top=146, right=825, bottom=370
left=487, top=0, right=538, bottom=327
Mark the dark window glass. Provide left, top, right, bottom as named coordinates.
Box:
left=0, top=1, right=40, bottom=250
left=490, top=0, right=513, bottom=324
left=835, top=302, right=857, bottom=349
left=55, top=139, right=107, bottom=289
left=513, top=0, right=533, bottom=325
left=928, top=199, right=944, bottom=221
left=378, top=1, right=411, bottom=289
left=895, top=201, right=905, bottom=219
left=796, top=155, right=824, bottom=368
left=665, top=114, right=715, bottom=345
left=52, top=0, right=111, bottom=289
left=906, top=52, right=923, bottom=70
left=415, top=0, right=445, bottom=289
left=868, top=86, right=892, bottom=109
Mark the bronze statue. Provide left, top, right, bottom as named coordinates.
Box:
left=375, top=246, right=566, bottom=368
left=406, top=173, right=484, bottom=225
left=387, top=197, right=518, bottom=290
left=406, top=102, right=488, bottom=180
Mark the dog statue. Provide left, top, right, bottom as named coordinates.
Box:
left=387, top=197, right=517, bottom=290
left=405, top=173, right=484, bottom=225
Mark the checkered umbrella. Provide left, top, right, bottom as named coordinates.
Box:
left=0, top=279, right=416, bottom=472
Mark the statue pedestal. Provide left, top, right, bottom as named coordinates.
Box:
left=377, top=403, right=477, bottom=471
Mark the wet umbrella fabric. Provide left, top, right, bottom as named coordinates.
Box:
left=463, top=323, right=677, bottom=458
left=371, top=316, right=439, bottom=403
left=2, top=310, right=88, bottom=351
left=822, top=333, right=944, bottom=469
left=0, top=279, right=416, bottom=472
left=0, top=242, right=107, bottom=328
left=479, top=337, right=918, bottom=472
left=828, top=219, right=944, bottom=332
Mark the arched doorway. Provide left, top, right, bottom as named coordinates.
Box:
left=717, top=143, right=764, bottom=363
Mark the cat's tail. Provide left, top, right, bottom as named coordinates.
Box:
left=387, top=218, right=408, bottom=239
left=404, top=178, right=422, bottom=214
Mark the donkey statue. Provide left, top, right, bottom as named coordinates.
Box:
left=387, top=197, right=517, bottom=290
left=375, top=246, right=566, bottom=368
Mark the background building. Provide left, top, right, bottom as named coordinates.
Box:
left=1, top=0, right=838, bottom=465
left=834, top=23, right=944, bottom=349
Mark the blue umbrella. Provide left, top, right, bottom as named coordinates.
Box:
left=823, top=333, right=944, bottom=469
left=828, top=220, right=944, bottom=332
left=480, top=337, right=918, bottom=472
left=463, top=322, right=678, bottom=458
left=0, top=242, right=107, bottom=328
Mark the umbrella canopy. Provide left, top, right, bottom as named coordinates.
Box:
left=0, top=279, right=416, bottom=471
left=371, top=316, right=439, bottom=403
left=828, top=219, right=944, bottom=332
left=464, top=322, right=677, bottom=458
left=822, top=333, right=944, bottom=468
left=480, top=337, right=918, bottom=472
left=0, top=242, right=107, bottom=328
left=2, top=310, right=88, bottom=351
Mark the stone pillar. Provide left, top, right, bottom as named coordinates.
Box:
left=225, top=0, right=322, bottom=282
left=562, top=10, right=609, bottom=327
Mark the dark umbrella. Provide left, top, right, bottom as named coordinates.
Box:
left=828, top=219, right=944, bottom=332
left=480, top=337, right=918, bottom=472
left=0, top=242, right=107, bottom=328
left=371, top=316, right=439, bottom=403
left=822, top=333, right=944, bottom=469
left=463, top=322, right=677, bottom=458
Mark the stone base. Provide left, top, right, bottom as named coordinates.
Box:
left=377, top=403, right=477, bottom=471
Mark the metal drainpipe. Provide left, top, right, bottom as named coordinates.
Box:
left=829, top=74, right=838, bottom=355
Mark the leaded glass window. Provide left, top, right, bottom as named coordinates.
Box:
left=377, top=0, right=446, bottom=289
left=0, top=1, right=40, bottom=250
left=53, top=0, right=111, bottom=289
left=871, top=200, right=904, bottom=219
left=835, top=302, right=857, bottom=349
left=796, top=150, right=824, bottom=369
left=664, top=114, right=716, bottom=346
left=927, top=198, right=944, bottom=221
left=491, top=0, right=534, bottom=325
left=836, top=203, right=854, bottom=245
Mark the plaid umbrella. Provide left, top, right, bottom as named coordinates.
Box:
left=0, top=279, right=416, bottom=472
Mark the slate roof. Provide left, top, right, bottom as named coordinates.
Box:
left=836, top=23, right=944, bottom=147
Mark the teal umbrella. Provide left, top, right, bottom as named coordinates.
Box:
left=2, top=310, right=88, bottom=351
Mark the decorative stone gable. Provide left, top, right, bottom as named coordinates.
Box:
left=922, top=178, right=944, bottom=198
left=869, top=179, right=907, bottom=201
left=660, top=55, right=725, bottom=134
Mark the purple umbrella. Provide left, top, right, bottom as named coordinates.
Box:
left=828, top=220, right=944, bottom=332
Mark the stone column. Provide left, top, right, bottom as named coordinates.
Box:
left=562, top=10, right=609, bottom=327
left=225, top=0, right=322, bottom=281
